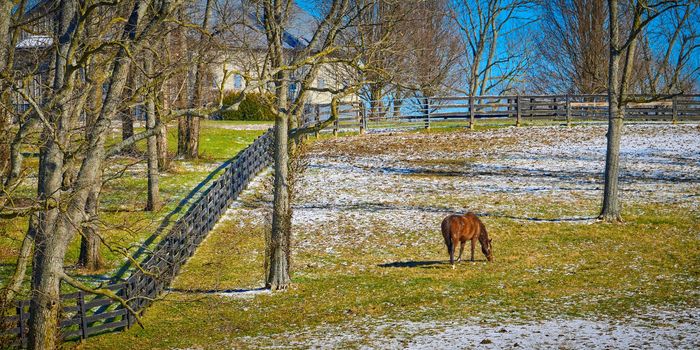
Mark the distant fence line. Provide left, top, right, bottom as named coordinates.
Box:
left=3, top=130, right=274, bottom=347
left=303, top=94, right=700, bottom=133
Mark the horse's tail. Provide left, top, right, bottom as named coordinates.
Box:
left=441, top=217, right=452, bottom=249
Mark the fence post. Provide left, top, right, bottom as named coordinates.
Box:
left=469, top=95, right=475, bottom=130
left=424, top=98, right=431, bottom=129
left=566, top=94, right=572, bottom=127
left=358, top=104, right=365, bottom=134
left=17, top=301, right=27, bottom=348
left=125, top=281, right=133, bottom=328
left=672, top=96, right=678, bottom=124
left=78, top=291, right=89, bottom=340
left=314, top=105, right=320, bottom=138
left=333, top=115, right=338, bottom=137
left=516, top=95, right=521, bottom=127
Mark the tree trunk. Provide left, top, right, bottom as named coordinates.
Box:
left=145, top=51, right=160, bottom=211
left=177, top=116, right=198, bottom=159
left=265, top=1, right=292, bottom=288
left=176, top=0, right=211, bottom=160
left=78, top=181, right=103, bottom=271
left=157, top=117, right=169, bottom=171
left=121, top=111, right=135, bottom=152
left=1, top=218, right=34, bottom=303
left=28, top=235, right=66, bottom=350
left=267, top=70, right=292, bottom=290
left=600, top=0, right=623, bottom=222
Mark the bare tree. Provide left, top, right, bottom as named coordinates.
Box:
left=638, top=3, right=700, bottom=94
left=533, top=0, right=609, bottom=93
left=407, top=0, right=462, bottom=101
left=451, top=0, right=534, bottom=128
left=601, top=0, right=687, bottom=222
left=176, top=0, right=214, bottom=159
left=10, top=1, right=183, bottom=347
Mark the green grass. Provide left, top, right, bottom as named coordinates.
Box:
left=0, top=121, right=266, bottom=293
left=80, top=199, right=700, bottom=349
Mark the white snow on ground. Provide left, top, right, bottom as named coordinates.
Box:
left=267, top=124, right=700, bottom=348
left=235, top=307, right=700, bottom=349
left=293, top=124, right=700, bottom=238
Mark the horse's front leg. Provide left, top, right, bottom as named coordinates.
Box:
left=450, top=238, right=459, bottom=269
left=457, top=241, right=464, bottom=263
left=470, top=238, right=476, bottom=262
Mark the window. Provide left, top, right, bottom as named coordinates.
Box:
left=317, top=78, right=326, bottom=89
left=234, top=74, right=242, bottom=89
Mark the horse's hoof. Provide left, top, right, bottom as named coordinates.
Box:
left=451, top=264, right=456, bottom=270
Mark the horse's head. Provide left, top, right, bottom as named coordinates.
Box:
left=481, top=237, right=493, bottom=262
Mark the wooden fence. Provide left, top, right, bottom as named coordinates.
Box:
left=303, top=94, right=700, bottom=133
left=2, top=130, right=274, bottom=347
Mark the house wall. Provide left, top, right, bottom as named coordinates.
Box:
left=211, top=52, right=358, bottom=106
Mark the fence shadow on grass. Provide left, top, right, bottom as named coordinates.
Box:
left=110, top=158, right=235, bottom=283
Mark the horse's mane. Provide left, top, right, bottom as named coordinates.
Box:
left=478, top=221, right=489, bottom=244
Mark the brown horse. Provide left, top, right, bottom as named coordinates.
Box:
left=441, top=213, right=493, bottom=268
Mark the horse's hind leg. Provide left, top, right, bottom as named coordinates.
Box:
left=457, top=241, right=464, bottom=263
left=450, top=238, right=458, bottom=269
left=470, top=238, right=476, bottom=262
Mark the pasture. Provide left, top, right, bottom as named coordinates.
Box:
left=82, top=124, right=700, bottom=349
left=0, top=120, right=269, bottom=290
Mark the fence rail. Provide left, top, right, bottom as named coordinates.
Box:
left=303, top=94, right=700, bottom=133
left=2, top=130, right=274, bottom=347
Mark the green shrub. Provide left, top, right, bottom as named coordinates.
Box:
left=219, top=92, right=276, bottom=121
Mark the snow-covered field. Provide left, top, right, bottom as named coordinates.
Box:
left=284, top=124, right=700, bottom=348
left=290, top=124, right=700, bottom=253
left=207, top=124, right=700, bottom=349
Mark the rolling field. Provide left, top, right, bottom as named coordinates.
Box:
left=82, top=123, right=700, bottom=349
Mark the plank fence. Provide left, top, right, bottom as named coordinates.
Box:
left=303, top=94, right=700, bottom=133
left=2, top=130, right=274, bottom=348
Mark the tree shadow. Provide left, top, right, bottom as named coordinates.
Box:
left=377, top=260, right=447, bottom=268
left=378, top=259, right=493, bottom=268
left=167, top=287, right=269, bottom=295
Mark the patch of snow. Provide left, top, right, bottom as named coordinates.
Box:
left=236, top=308, right=700, bottom=349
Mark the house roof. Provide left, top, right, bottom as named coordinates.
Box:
left=218, top=1, right=320, bottom=51
left=16, top=35, right=53, bottom=49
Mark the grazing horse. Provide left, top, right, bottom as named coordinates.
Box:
left=441, top=213, right=493, bottom=268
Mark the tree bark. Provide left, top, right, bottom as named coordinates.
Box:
left=157, top=115, right=169, bottom=170
left=600, top=0, right=623, bottom=222
left=267, top=73, right=292, bottom=290
left=265, top=0, right=292, bottom=290
left=145, top=50, right=160, bottom=211
left=120, top=68, right=137, bottom=154
left=78, top=181, right=103, bottom=271
left=121, top=110, right=136, bottom=153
